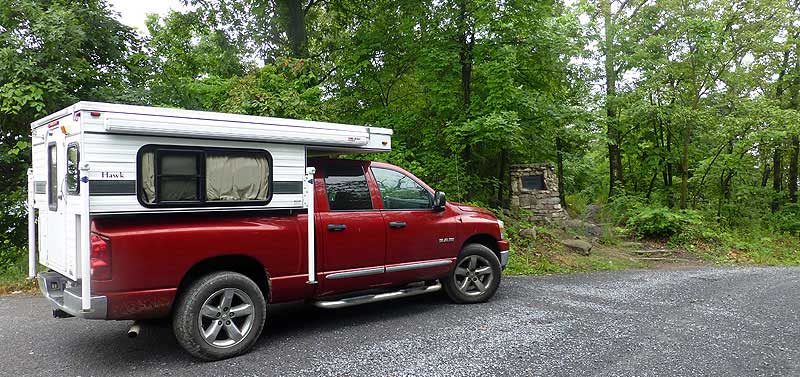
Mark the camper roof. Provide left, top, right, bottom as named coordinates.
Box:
left=31, top=101, right=392, bottom=152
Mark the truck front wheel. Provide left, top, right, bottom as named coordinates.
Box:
left=442, top=243, right=502, bottom=304
left=173, top=271, right=266, bottom=360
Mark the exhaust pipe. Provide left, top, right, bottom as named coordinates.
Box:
left=127, top=322, right=140, bottom=338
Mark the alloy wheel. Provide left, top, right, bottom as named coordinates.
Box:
left=453, top=255, right=494, bottom=296
left=197, top=288, right=255, bottom=348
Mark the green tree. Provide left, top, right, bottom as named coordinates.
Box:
left=0, top=0, right=143, bottom=268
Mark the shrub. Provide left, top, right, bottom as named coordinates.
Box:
left=601, top=192, right=646, bottom=224
left=770, top=203, right=800, bottom=235
left=626, top=207, right=702, bottom=238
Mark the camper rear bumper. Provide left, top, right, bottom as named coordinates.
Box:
left=38, top=272, right=107, bottom=319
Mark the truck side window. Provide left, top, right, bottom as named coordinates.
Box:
left=371, top=167, right=431, bottom=210
left=324, top=165, right=373, bottom=211
left=138, top=146, right=271, bottom=206
left=66, top=143, right=80, bottom=195
left=47, top=143, right=57, bottom=211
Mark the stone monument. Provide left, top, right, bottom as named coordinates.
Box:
left=510, top=163, right=567, bottom=223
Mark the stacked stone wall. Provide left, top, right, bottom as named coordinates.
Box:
left=509, top=163, right=567, bottom=223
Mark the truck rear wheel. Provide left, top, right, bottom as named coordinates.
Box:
left=442, top=244, right=502, bottom=304
left=173, top=271, right=266, bottom=360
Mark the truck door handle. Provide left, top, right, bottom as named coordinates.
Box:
left=388, top=221, right=407, bottom=229
left=327, top=224, right=347, bottom=231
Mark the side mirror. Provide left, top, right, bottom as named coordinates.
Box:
left=432, top=190, right=446, bottom=211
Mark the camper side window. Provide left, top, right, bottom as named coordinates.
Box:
left=138, top=146, right=272, bottom=206
left=158, top=151, right=202, bottom=202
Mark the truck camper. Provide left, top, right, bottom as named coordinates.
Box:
left=29, top=102, right=509, bottom=360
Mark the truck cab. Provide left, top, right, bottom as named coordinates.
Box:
left=311, top=158, right=509, bottom=297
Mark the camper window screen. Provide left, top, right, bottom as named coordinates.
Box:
left=158, top=152, right=201, bottom=201
left=139, top=147, right=271, bottom=206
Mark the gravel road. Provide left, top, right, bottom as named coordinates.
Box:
left=1, top=267, right=798, bottom=376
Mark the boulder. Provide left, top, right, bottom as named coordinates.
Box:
left=584, top=223, right=603, bottom=237
left=562, top=239, right=592, bottom=255
left=584, top=204, right=602, bottom=221
left=518, top=227, right=537, bottom=239
left=562, top=219, right=602, bottom=238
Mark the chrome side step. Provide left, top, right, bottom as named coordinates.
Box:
left=312, top=282, right=441, bottom=309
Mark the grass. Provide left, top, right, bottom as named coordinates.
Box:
left=504, top=225, right=647, bottom=276
left=0, top=257, right=38, bottom=295
left=690, top=227, right=800, bottom=266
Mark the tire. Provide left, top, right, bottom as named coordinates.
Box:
left=172, top=271, right=266, bottom=361
left=442, top=244, right=502, bottom=304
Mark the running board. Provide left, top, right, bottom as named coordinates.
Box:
left=312, top=282, right=441, bottom=309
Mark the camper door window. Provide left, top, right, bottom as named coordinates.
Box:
left=66, top=143, right=80, bottom=195
left=47, top=143, right=57, bottom=211
left=138, top=145, right=272, bottom=207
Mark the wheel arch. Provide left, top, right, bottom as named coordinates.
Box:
left=175, top=255, right=271, bottom=307
left=461, top=233, right=500, bottom=261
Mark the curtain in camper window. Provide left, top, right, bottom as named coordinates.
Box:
left=206, top=152, right=269, bottom=201
left=140, top=152, right=156, bottom=204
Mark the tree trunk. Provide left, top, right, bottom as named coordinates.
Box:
left=459, top=41, right=473, bottom=109
left=645, top=172, right=657, bottom=200
left=679, top=126, right=689, bottom=209
left=458, top=1, right=474, bottom=111
left=602, top=0, right=622, bottom=198
left=788, top=41, right=800, bottom=203
left=717, top=141, right=734, bottom=218
left=662, top=124, right=674, bottom=207
left=277, top=0, right=308, bottom=58
left=772, top=148, right=783, bottom=212
left=456, top=0, right=475, bottom=198
left=717, top=170, right=734, bottom=219
left=790, top=136, right=799, bottom=203
left=497, top=148, right=508, bottom=206
left=761, top=144, right=771, bottom=187
left=556, top=137, right=566, bottom=208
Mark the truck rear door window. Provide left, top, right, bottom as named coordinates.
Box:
left=48, top=143, right=57, bottom=211
left=138, top=146, right=271, bottom=206
left=323, top=165, right=373, bottom=211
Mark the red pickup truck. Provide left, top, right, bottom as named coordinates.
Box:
left=42, top=158, right=509, bottom=360
left=30, top=103, right=508, bottom=360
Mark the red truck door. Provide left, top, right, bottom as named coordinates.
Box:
left=316, top=162, right=387, bottom=295
left=369, top=165, right=458, bottom=284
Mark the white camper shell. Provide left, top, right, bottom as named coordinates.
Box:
left=29, top=101, right=392, bottom=316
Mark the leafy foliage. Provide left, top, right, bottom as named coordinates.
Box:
left=3, top=0, right=800, bottom=274
left=626, top=208, right=702, bottom=238
left=0, top=0, right=141, bottom=271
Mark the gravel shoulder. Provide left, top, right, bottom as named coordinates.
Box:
left=1, top=267, right=798, bottom=376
